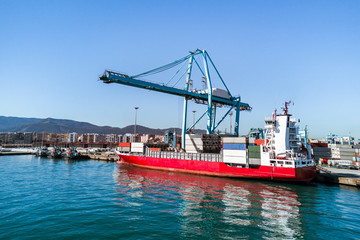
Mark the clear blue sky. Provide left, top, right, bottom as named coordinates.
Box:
left=0, top=0, right=359, bottom=139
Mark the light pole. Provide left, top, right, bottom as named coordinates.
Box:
left=229, top=111, right=233, bottom=135
left=134, top=107, right=139, bottom=142
left=192, top=110, right=196, bottom=133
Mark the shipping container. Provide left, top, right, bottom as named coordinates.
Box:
left=185, top=147, right=203, bottom=153
left=119, top=142, right=131, bottom=147
left=339, top=148, right=355, bottom=153
left=254, top=139, right=267, bottom=146
left=185, top=145, right=203, bottom=149
left=223, top=149, right=247, bottom=157
left=313, top=147, right=331, bottom=152
left=185, top=134, right=202, bottom=140
left=131, top=148, right=144, bottom=153
left=223, top=155, right=247, bottom=164
left=222, top=137, right=247, bottom=144
left=185, top=143, right=203, bottom=147
left=131, top=142, right=144, bottom=153
left=328, top=160, right=352, bottom=166
left=132, top=142, right=144, bottom=148
left=248, top=152, right=261, bottom=159
left=186, top=139, right=203, bottom=145
left=185, top=149, right=200, bottom=153
left=120, top=147, right=130, bottom=152
left=249, top=158, right=261, bottom=165
left=149, top=148, right=160, bottom=152
left=223, top=143, right=246, bottom=150
left=248, top=145, right=261, bottom=152
left=185, top=134, right=203, bottom=153
left=336, top=145, right=354, bottom=149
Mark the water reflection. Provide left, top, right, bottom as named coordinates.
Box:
left=114, top=165, right=301, bottom=239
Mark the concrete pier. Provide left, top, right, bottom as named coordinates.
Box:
left=314, top=166, right=360, bottom=187
left=87, top=153, right=119, bottom=162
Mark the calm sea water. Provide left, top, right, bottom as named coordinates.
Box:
left=0, top=155, right=359, bottom=239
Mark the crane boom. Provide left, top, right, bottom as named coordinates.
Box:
left=99, top=70, right=251, bottom=109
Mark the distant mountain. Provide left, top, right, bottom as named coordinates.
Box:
left=0, top=116, right=204, bottom=135
left=0, top=116, right=41, bottom=131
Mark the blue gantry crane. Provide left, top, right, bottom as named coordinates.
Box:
left=99, top=49, right=251, bottom=148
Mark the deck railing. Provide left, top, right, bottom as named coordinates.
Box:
left=144, top=148, right=222, bottom=162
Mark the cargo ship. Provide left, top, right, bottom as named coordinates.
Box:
left=116, top=103, right=316, bottom=182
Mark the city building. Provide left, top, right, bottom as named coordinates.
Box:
left=68, top=132, right=78, bottom=143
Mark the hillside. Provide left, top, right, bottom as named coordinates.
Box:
left=0, top=116, right=203, bottom=135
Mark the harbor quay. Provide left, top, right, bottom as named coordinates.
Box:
left=315, top=166, right=360, bottom=187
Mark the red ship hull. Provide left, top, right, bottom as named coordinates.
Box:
left=118, top=154, right=316, bottom=182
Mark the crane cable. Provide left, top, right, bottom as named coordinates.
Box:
left=130, top=54, right=192, bottom=79
left=165, top=59, right=189, bottom=86
left=171, top=55, right=201, bottom=88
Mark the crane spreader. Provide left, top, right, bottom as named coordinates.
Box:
left=99, top=49, right=251, bottom=148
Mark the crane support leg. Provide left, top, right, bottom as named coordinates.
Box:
left=181, top=98, right=188, bottom=149
left=203, top=50, right=213, bottom=134
left=211, top=105, right=217, bottom=133
left=212, top=104, right=235, bottom=132
left=181, top=56, right=194, bottom=149
left=234, top=99, right=241, bottom=136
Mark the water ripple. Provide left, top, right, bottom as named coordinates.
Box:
left=0, top=155, right=359, bottom=239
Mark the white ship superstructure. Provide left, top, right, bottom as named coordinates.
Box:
left=262, top=101, right=315, bottom=168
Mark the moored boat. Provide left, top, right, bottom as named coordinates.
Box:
left=36, top=147, right=48, bottom=157
left=47, top=147, right=62, bottom=158
left=61, top=148, right=80, bottom=159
